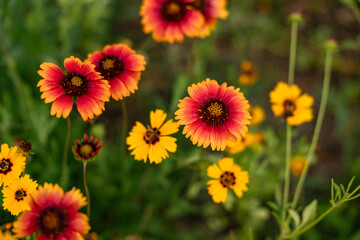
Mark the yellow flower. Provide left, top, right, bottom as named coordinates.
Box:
left=0, top=144, right=26, bottom=187
left=250, top=106, right=265, bottom=125
left=238, top=60, right=258, bottom=86
left=207, top=158, right=249, bottom=203
left=2, top=174, right=38, bottom=216
left=226, top=132, right=264, bottom=154
left=269, top=82, right=314, bottom=126
left=290, top=156, right=307, bottom=177
left=0, top=231, right=15, bottom=240
left=127, top=109, right=179, bottom=164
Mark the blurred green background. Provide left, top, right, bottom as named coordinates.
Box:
left=0, top=0, right=359, bottom=239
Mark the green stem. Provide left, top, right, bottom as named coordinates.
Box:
left=292, top=46, right=335, bottom=209
left=281, top=18, right=298, bottom=231
left=288, top=21, right=299, bottom=86
left=120, top=100, right=128, bottom=154
left=282, top=124, right=292, bottom=227
left=83, top=161, right=91, bottom=219
left=60, top=117, right=71, bottom=188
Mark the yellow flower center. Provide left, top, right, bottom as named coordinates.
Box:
left=0, top=159, right=12, bottom=174
left=283, top=99, right=296, bottom=118
left=199, top=98, right=229, bottom=127
left=207, top=102, right=223, bottom=117
left=71, top=76, right=83, bottom=87
left=166, top=2, right=181, bottom=15
left=220, top=171, right=236, bottom=188
left=15, top=189, right=27, bottom=201
left=144, top=128, right=160, bottom=144
left=79, top=144, right=94, bottom=157
left=102, top=58, right=115, bottom=70
left=40, top=208, right=66, bottom=236
left=162, top=0, right=186, bottom=22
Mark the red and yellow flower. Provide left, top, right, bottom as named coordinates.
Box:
left=269, top=82, right=314, bottom=126
left=38, top=56, right=110, bottom=121
left=0, top=231, right=15, bottom=240
left=127, top=109, right=179, bottom=164
left=189, top=0, right=228, bottom=37
left=140, top=0, right=205, bottom=43
left=13, top=183, right=90, bottom=240
left=175, top=78, right=251, bottom=151
left=207, top=157, right=249, bottom=203
left=0, top=143, right=26, bottom=187
left=87, top=44, right=146, bottom=100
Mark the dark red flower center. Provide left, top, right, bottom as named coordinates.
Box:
left=199, top=98, right=229, bottom=126
left=61, top=73, right=88, bottom=97
left=15, top=189, right=27, bottom=201
left=98, top=56, right=123, bottom=80
left=283, top=99, right=296, bottom=118
left=220, top=171, right=236, bottom=188
left=39, top=208, right=67, bottom=238
left=0, top=159, right=12, bottom=175
left=144, top=128, right=160, bottom=144
left=162, top=0, right=187, bottom=22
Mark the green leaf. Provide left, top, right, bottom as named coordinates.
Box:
left=300, top=200, right=317, bottom=227
left=346, top=176, right=356, bottom=194
left=288, top=209, right=301, bottom=228
left=267, top=201, right=279, bottom=211
left=275, top=184, right=282, bottom=206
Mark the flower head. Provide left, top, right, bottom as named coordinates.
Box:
left=0, top=144, right=26, bottom=187
left=207, top=157, right=249, bottom=203
left=290, top=156, right=307, bottom=177
left=226, top=132, right=263, bottom=154
left=37, top=56, right=111, bottom=121
left=175, top=78, right=251, bottom=151
left=2, top=174, right=38, bottom=216
left=73, top=134, right=103, bottom=162
left=269, top=82, right=314, bottom=126
left=0, top=231, right=15, bottom=240
left=13, top=183, right=90, bottom=239
left=13, top=138, right=32, bottom=155
left=87, top=44, right=146, bottom=101
left=189, top=0, right=228, bottom=37
left=127, top=109, right=179, bottom=164
left=140, top=0, right=205, bottom=43
left=250, top=106, right=265, bottom=125
left=238, top=60, right=259, bottom=86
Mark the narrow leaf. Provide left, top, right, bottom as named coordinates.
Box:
left=288, top=209, right=301, bottom=228
left=300, top=200, right=317, bottom=227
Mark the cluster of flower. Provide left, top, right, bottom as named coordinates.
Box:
left=0, top=1, right=316, bottom=239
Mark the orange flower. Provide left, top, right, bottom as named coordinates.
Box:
left=290, top=156, right=307, bottom=177
left=140, top=0, right=205, bottom=43
left=13, top=183, right=90, bottom=239
left=175, top=78, right=251, bottom=151
left=189, top=0, right=228, bottom=37
left=238, top=60, right=258, bottom=86
left=226, top=132, right=263, bottom=154
left=87, top=44, right=146, bottom=100
left=38, top=56, right=110, bottom=121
